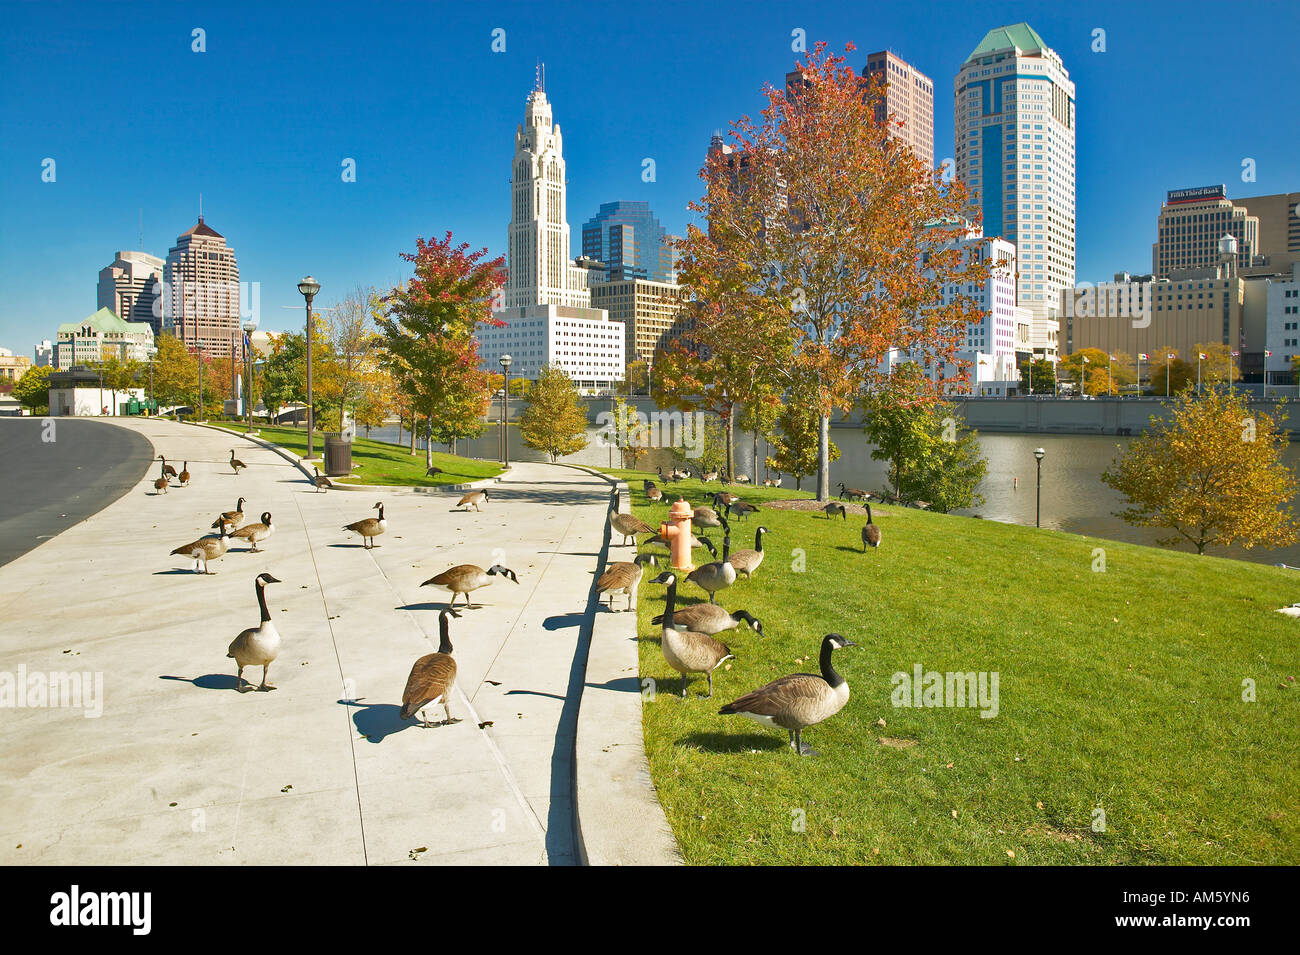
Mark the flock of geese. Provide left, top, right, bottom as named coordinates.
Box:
left=602, top=474, right=872, bottom=757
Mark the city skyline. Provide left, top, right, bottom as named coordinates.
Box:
left=1, top=1, right=1297, bottom=350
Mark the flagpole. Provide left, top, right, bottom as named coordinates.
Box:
left=1197, top=353, right=1202, bottom=395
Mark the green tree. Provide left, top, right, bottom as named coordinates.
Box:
left=520, top=365, right=590, bottom=462
left=1019, top=358, right=1056, bottom=395
left=607, top=397, right=652, bottom=468
left=260, top=331, right=309, bottom=425
left=150, top=334, right=198, bottom=410
left=767, top=400, right=839, bottom=492
left=1058, top=349, right=1135, bottom=396
left=1147, top=349, right=1195, bottom=397
left=1102, top=388, right=1298, bottom=554
left=14, top=365, right=52, bottom=413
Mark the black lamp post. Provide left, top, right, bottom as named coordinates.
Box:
left=297, top=276, right=320, bottom=459
left=1033, top=447, right=1045, bottom=528
left=242, top=319, right=257, bottom=432
left=499, top=354, right=512, bottom=468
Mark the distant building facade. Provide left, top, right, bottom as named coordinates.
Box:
left=165, top=217, right=243, bottom=360
left=98, top=251, right=166, bottom=334
left=33, top=340, right=53, bottom=367
left=863, top=50, right=935, bottom=168
left=580, top=201, right=679, bottom=284
left=588, top=278, right=689, bottom=366
left=478, top=304, right=625, bottom=389
left=55, top=307, right=155, bottom=369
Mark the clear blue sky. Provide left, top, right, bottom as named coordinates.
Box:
left=1, top=0, right=1296, bottom=351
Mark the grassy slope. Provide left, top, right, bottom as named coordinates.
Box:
left=603, top=468, right=1300, bottom=865
left=217, top=424, right=501, bottom=487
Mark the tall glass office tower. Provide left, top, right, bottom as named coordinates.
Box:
left=581, top=201, right=678, bottom=284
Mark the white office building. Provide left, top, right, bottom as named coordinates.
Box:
left=479, top=303, right=624, bottom=389
left=98, top=250, right=166, bottom=334
left=1264, top=262, right=1300, bottom=389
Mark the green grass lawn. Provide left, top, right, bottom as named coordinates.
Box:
left=215, top=423, right=502, bottom=487
left=605, top=468, right=1300, bottom=865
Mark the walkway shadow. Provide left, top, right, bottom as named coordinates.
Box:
left=152, top=569, right=202, bottom=576
left=160, top=673, right=240, bottom=691
left=678, top=731, right=784, bottom=754
left=339, top=699, right=408, bottom=742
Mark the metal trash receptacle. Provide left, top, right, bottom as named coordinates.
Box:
left=323, top=431, right=352, bottom=477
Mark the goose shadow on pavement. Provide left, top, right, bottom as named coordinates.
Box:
left=160, top=673, right=241, bottom=691
left=339, top=699, right=410, bottom=742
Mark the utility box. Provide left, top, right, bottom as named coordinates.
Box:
left=323, top=431, right=352, bottom=477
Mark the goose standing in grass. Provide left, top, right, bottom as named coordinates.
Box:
left=343, top=502, right=386, bottom=548
left=862, top=502, right=881, bottom=551
left=734, top=473, right=750, bottom=484
left=401, top=610, right=460, bottom=727
left=213, top=497, right=247, bottom=531
left=179, top=461, right=190, bottom=486
left=426, top=465, right=444, bottom=478
left=596, top=553, right=656, bottom=612
left=728, top=526, right=768, bottom=579
left=421, top=563, right=519, bottom=615
left=457, top=489, right=489, bottom=511
left=701, top=468, right=720, bottom=482
left=229, top=449, right=247, bottom=475
left=692, top=504, right=723, bottom=531
left=838, top=483, right=869, bottom=502
left=824, top=502, right=847, bottom=520
left=712, top=491, right=739, bottom=509
left=762, top=474, right=783, bottom=488
left=726, top=500, right=759, bottom=521
left=170, top=523, right=231, bottom=574
left=159, top=456, right=178, bottom=480
left=609, top=489, right=655, bottom=545
left=651, top=603, right=762, bottom=638
left=231, top=512, right=275, bottom=553
left=227, top=573, right=282, bottom=692
left=311, top=465, right=333, bottom=492
left=687, top=528, right=736, bottom=604
left=645, top=484, right=663, bottom=505
left=719, top=633, right=856, bottom=756
left=653, top=571, right=734, bottom=698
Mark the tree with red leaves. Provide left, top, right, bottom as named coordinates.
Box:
left=376, top=233, right=505, bottom=470
left=678, top=42, right=995, bottom=500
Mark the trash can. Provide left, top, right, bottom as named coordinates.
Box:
left=323, top=431, right=352, bottom=477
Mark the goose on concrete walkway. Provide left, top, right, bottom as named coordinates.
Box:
left=311, top=465, right=333, bottom=492
left=401, top=610, right=460, bottom=727
left=651, top=603, right=761, bottom=637
left=718, top=633, right=857, bottom=756
left=213, top=497, right=247, bottom=531
left=862, top=502, right=881, bottom=551
left=179, top=461, right=190, bottom=486
left=653, top=571, right=734, bottom=698
left=596, top=553, right=656, bottom=612
left=159, top=456, right=178, bottom=480
left=170, top=523, right=231, bottom=574
left=227, top=573, right=282, bottom=691
left=343, top=502, right=386, bottom=548
left=420, top=563, right=518, bottom=615
left=231, top=512, right=275, bottom=552
left=457, top=489, right=489, bottom=511
left=229, top=449, right=247, bottom=475
left=153, top=473, right=169, bottom=494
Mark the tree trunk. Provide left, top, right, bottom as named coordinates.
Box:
left=425, top=415, right=434, bottom=470
left=724, top=412, right=735, bottom=486
left=816, top=413, right=831, bottom=502
left=752, top=429, right=760, bottom=484
left=410, top=418, right=417, bottom=455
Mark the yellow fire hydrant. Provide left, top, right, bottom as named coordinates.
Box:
left=660, top=498, right=696, bottom=573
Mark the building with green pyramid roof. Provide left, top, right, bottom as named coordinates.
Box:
left=55, top=306, right=155, bottom=369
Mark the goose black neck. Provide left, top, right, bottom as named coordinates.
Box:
left=722, top=536, right=731, bottom=562
left=661, top=578, right=677, bottom=630
left=819, top=637, right=845, bottom=688
left=256, top=579, right=271, bottom=622
left=865, top=503, right=873, bottom=524
left=754, top=529, right=764, bottom=552
left=437, top=615, right=453, bottom=654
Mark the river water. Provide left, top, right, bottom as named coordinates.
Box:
left=360, top=421, right=1300, bottom=568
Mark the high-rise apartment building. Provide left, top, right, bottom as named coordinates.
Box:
left=955, top=23, right=1075, bottom=320
left=862, top=50, right=935, bottom=168
left=504, top=81, right=591, bottom=309
left=1151, top=186, right=1259, bottom=277
left=588, top=278, right=689, bottom=366
left=164, top=217, right=242, bottom=360
left=581, top=201, right=679, bottom=284
left=1236, top=191, right=1300, bottom=273
left=98, top=251, right=166, bottom=334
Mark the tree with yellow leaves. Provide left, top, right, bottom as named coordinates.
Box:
left=1102, top=388, right=1298, bottom=554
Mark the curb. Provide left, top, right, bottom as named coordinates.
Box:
left=186, top=422, right=506, bottom=493
left=561, top=464, right=683, bottom=866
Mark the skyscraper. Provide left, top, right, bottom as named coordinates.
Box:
left=98, top=251, right=166, bottom=334
left=862, top=50, right=934, bottom=168
left=504, top=78, right=591, bottom=308
left=581, top=201, right=679, bottom=284
left=954, top=23, right=1075, bottom=323
left=164, top=217, right=242, bottom=359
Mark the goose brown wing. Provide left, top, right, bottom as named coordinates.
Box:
left=422, top=564, right=481, bottom=588
left=401, top=653, right=457, bottom=719
left=596, top=562, right=638, bottom=591
left=728, top=549, right=760, bottom=573
left=719, top=673, right=825, bottom=716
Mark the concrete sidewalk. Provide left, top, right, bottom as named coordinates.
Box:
left=0, top=418, right=627, bottom=865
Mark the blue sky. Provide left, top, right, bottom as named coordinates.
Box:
left=1, top=0, right=1296, bottom=350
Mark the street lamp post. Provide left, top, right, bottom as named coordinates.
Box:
left=297, top=276, right=320, bottom=459
left=242, top=319, right=258, bottom=433
left=499, top=354, right=512, bottom=469
left=1033, top=447, right=1045, bottom=529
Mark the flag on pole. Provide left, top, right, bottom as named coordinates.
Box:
left=1231, top=351, right=1240, bottom=357
left=1138, top=353, right=1149, bottom=360
left=1198, top=353, right=1207, bottom=360
left=1167, top=353, right=1175, bottom=360
left=1081, top=355, right=1090, bottom=363
left=1265, top=350, right=1273, bottom=357
left=1109, top=354, right=1116, bottom=361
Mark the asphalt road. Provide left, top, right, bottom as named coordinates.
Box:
left=0, top=417, right=154, bottom=568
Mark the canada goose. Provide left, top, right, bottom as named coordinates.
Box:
left=213, top=497, right=247, bottom=530
left=401, top=610, right=460, bottom=727
left=421, top=563, right=519, bottom=614
left=651, top=603, right=762, bottom=637
left=227, top=573, right=282, bottom=691
left=609, top=489, right=655, bottom=545
left=728, top=526, right=768, bottom=579
left=343, top=502, right=386, bottom=548
left=863, top=502, right=882, bottom=551
left=692, top=505, right=723, bottom=529
left=762, top=474, right=783, bottom=488
left=726, top=500, right=759, bottom=521
left=311, top=465, right=332, bottom=492
left=657, top=466, right=681, bottom=483
left=670, top=466, right=689, bottom=482
left=231, top=512, right=274, bottom=552
left=596, top=553, right=656, bottom=611
left=646, top=484, right=664, bottom=505
left=701, top=468, right=719, bottom=482
left=719, top=633, right=857, bottom=756
left=838, top=483, right=869, bottom=502
left=687, top=530, right=736, bottom=604
left=734, top=473, right=750, bottom=484
left=170, top=523, right=231, bottom=574
left=179, top=461, right=190, bottom=486
left=653, top=571, right=734, bottom=698
left=230, top=450, right=247, bottom=475
left=153, top=475, right=169, bottom=494
left=911, top=500, right=931, bottom=510
left=457, top=489, right=489, bottom=511
left=824, top=502, right=847, bottom=520
left=159, top=456, right=178, bottom=480
left=426, top=465, right=444, bottom=477
left=712, top=491, right=739, bottom=508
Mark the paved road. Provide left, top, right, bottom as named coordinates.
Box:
left=0, top=418, right=615, bottom=865
left=0, top=417, right=154, bottom=568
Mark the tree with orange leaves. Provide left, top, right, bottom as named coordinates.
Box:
left=376, top=233, right=503, bottom=471
left=677, top=42, right=995, bottom=500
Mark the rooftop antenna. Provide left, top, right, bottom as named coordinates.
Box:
left=535, top=59, right=541, bottom=91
